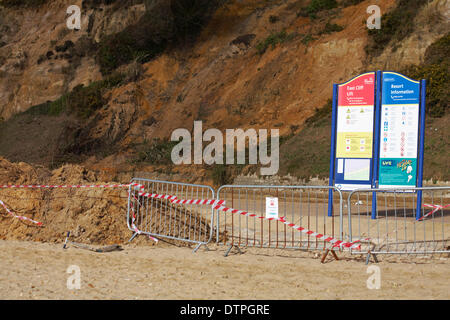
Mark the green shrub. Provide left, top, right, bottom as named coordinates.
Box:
left=256, top=30, right=295, bottom=54
left=211, top=164, right=231, bottom=186
left=403, top=64, right=448, bottom=118
left=401, top=33, right=449, bottom=118
left=0, top=0, right=47, bottom=7
left=305, top=99, right=332, bottom=127
left=23, top=73, right=125, bottom=118
left=269, top=15, right=279, bottom=23
left=69, top=83, right=105, bottom=118
left=365, top=0, right=429, bottom=58
left=300, top=33, right=316, bottom=46
left=96, top=0, right=222, bottom=75
left=320, top=22, right=344, bottom=35
left=134, top=138, right=178, bottom=165
left=82, top=0, right=121, bottom=8
left=424, top=32, right=450, bottom=65
left=298, top=0, right=337, bottom=18
left=97, top=31, right=155, bottom=75
left=341, top=0, right=364, bottom=7
left=23, top=98, right=67, bottom=117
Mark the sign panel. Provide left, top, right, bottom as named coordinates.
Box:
left=328, top=70, right=425, bottom=219
left=334, top=72, right=375, bottom=191
left=379, top=72, right=420, bottom=188
left=265, top=197, right=278, bottom=219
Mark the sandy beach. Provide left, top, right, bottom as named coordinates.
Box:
left=0, top=240, right=448, bottom=300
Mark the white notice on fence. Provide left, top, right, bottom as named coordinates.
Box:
left=265, top=197, right=278, bottom=219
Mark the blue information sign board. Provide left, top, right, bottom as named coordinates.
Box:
left=379, top=72, right=420, bottom=189
left=333, top=72, right=376, bottom=191
left=328, top=71, right=426, bottom=219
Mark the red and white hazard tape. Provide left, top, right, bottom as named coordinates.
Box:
left=420, top=203, right=450, bottom=221
left=130, top=184, right=361, bottom=250
left=212, top=203, right=361, bottom=250
left=0, top=183, right=133, bottom=226
left=131, top=183, right=224, bottom=206
left=0, top=182, right=365, bottom=250
left=135, top=192, right=225, bottom=206
left=130, top=185, right=219, bottom=243
left=0, top=199, right=43, bottom=226
left=129, top=194, right=158, bottom=243
left=0, top=184, right=130, bottom=189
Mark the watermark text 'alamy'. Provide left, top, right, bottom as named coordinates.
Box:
left=171, top=121, right=279, bottom=176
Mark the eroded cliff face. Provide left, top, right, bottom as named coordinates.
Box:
left=0, top=0, right=147, bottom=118
left=368, top=0, right=450, bottom=70
left=0, top=0, right=448, bottom=178
left=66, top=0, right=398, bottom=159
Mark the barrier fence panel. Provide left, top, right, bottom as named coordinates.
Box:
left=346, top=187, right=450, bottom=260
left=215, top=185, right=345, bottom=254
left=127, top=178, right=216, bottom=251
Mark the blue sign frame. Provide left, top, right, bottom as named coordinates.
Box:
left=328, top=71, right=426, bottom=220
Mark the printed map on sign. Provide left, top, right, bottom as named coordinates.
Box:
left=344, top=159, right=371, bottom=181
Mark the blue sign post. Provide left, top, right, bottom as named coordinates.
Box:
left=328, top=84, right=338, bottom=217
left=328, top=71, right=426, bottom=221
left=416, top=80, right=427, bottom=220
left=371, top=71, right=382, bottom=219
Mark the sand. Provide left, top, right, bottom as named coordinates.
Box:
left=0, top=158, right=448, bottom=300
left=0, top=240, right=448, bottom=300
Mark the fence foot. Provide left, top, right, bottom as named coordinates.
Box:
left=321, top=249, right=339, bottom=263
left=224, top=245, right=242, bottom=257
left=193, top=243, right=209, bottom=253
left=365, top=252, right=379, bottom=264
left=128, top=232, right=138, bottom=243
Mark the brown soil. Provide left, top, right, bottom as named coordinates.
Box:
left=0, top=157, right=212, bottom=247
left=0, top=113, right=78, bottom=166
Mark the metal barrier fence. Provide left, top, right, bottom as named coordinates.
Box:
left=346, top=187, right=450, bottom=262
left=126, top=179, right=450, bottom=261
left=2, top=176, right=447, bottom=262
left=127, top=178, right=215, bottom=252
left=215, top=185, right=344, bottom=255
